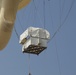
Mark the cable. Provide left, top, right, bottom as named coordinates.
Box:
left=23, top=1, right=35, bottom=28
left=43, top=0, right=46, bottom=29
left=16, top=14, right=24, bottom=31
left=20, top=0, right=41, bottom=28
left=55, top=39, right=61, bottom=75
left=48, top=1, right=62, bottom=75
left=61, top=0, right=65, bottom=15
left=32, top=0, right=42, bottom=26
left=50, top=0, right=75, bottom=41
left=49, top=2, right=62, bottom=75
left=48, top=1, right=75, bottom=73
left=14, top=26, right=19, bottom=40
left=43, top=0, right=47, bottom=39
left=32, top=0, right=41, bottom=10
left=32, top=0, right=37, bottom=26
left=28, top=54, right=31, bottom=75
left=32, top=0, right=44, bottom=27
left=59, top=0, right=61, bottom=27
left=62, top=0, right=75, bottom=26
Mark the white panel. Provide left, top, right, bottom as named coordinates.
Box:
left=19, top=27, right=50, bottom=45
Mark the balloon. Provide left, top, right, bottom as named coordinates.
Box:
left=18, top=0, right=31, bottom=10
left=0, top=0, right=31, bottom=50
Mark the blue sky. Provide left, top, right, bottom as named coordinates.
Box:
left=0, top=0, right=76, bottom=75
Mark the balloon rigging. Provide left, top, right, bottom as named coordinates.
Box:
left=0, top=0, right=75, bottom=75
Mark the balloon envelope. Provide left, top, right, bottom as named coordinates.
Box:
left=18, top=0, right=31, bottom=10
left=0, top=0, right=31, bottom=50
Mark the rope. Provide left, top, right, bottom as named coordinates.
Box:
left=23, top=1, right=35, bottom=28
left=14, top=26, right=19, bottom=40
left=59, top=0, right=61, bottom=27
left=16, top=14, right=24, bottom=31
left=43, top=0, right=46, bottom=29
left=28, top=54, right=31, bottom=75
left=62, top=0, right=75, bottom=26
left=43, top=0, right=47, bottom=39
left=61, top=0, right=65, bottom=15
left=32, top=0, right=36, bottom=26
left=55, top=39, right=61, bottom=75
left=32, top=0, right=43, bottom=27
left=48, top=1, right=62, bottom=74
left=49, top=1, right=75, bottom=74
left=50, top=0, right=75, bottom=41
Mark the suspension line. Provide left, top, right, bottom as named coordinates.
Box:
left=43, top=0, right=46, bottom=29
left=50, top=0, right=75, bottom=41
left=28, top=54, right=31, bottom=75
left=14, top=26, right=19, bottom=40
